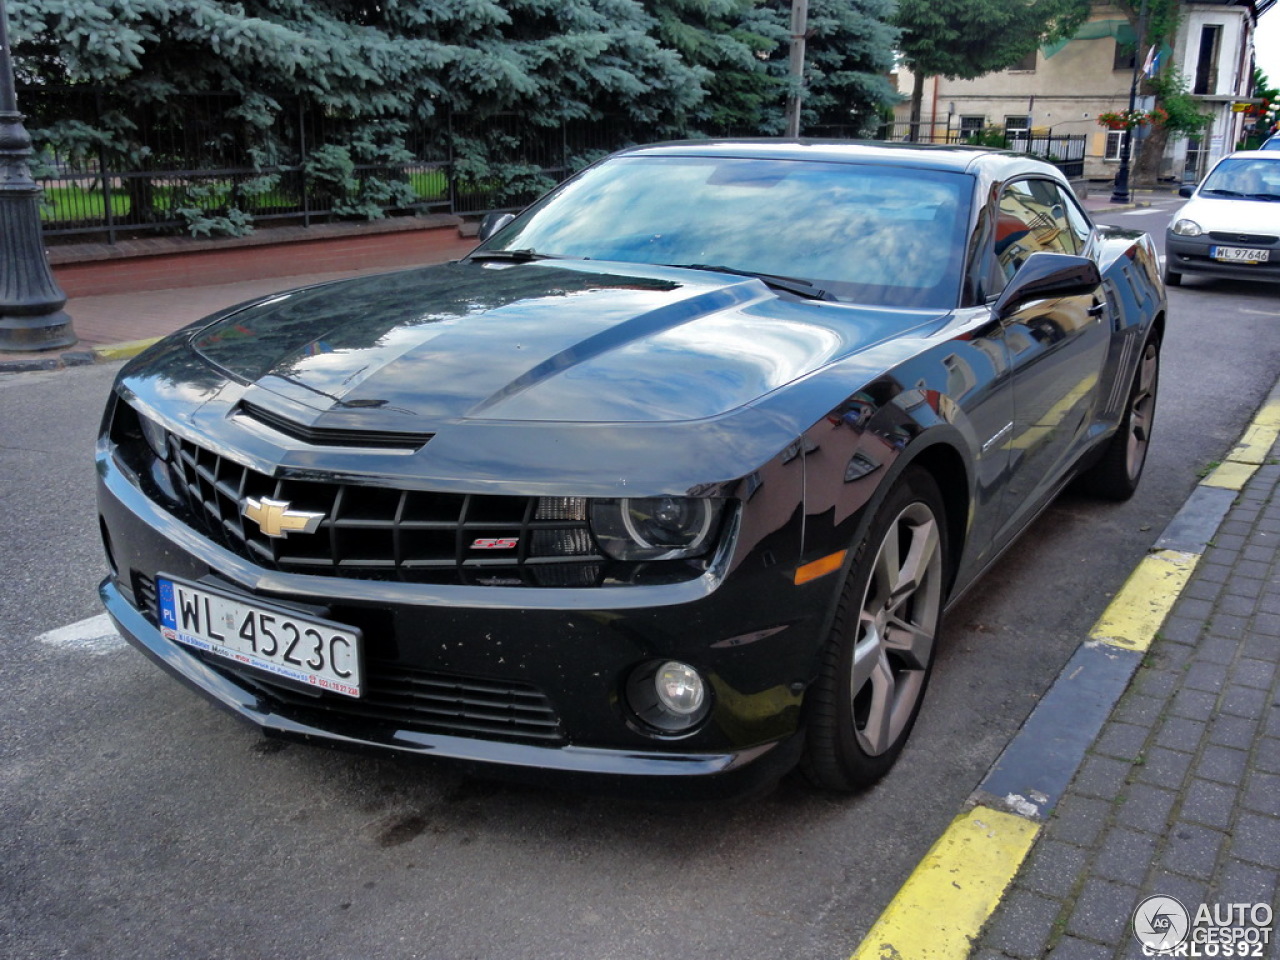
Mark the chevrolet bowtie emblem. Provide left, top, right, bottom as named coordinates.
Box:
left=242, top=496, right=325, bottom=539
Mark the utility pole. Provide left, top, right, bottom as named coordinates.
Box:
left=0, top=0, right=75, bottom=351
left=784, top=0, right=808, bottom=138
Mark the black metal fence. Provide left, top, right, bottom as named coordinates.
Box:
left=870, top=121, right=1088, bottom=179
left=21, top=87, right=1088, bottom=243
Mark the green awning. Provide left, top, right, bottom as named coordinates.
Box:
left=1042, top=19, right=1136, bottom=58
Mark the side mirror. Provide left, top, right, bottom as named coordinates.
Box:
left=478, top=212, right=516, bottom=242
left=1179, top=184, right=1195, bottom=198
left=992, top=252, right=1102, bottom=319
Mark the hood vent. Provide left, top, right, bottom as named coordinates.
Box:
left=238, top=400, right=433, bottom=451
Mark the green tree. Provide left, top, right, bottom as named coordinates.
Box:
left=9, top=0, right=709, bottom=231
left=895, top=0, right=1091, bottom=139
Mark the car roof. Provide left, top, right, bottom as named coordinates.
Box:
left=615, top=139, right=1062, bottom=178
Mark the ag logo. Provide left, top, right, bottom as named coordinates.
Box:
left=1133, top=895, right=1190, bottom=951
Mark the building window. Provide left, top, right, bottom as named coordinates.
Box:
left=1113, top=40, right=1137, bottom=71
left=1009, top=49, right=1037, bottom=72
left=1005, top=116, right=1030, bottom=136
left=1105, top=130, right=1128, bottom=161
left=1193, top=24, right=1221, bottom=95
left=959, top=116, right=985, bottom=142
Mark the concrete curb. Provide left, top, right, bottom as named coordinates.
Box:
left=849, top=377, right=1280, bottom=960
left=0, top=337, right=160, bottom=374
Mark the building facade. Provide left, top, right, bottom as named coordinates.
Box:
left=893, top=0, right=1269, bottom=184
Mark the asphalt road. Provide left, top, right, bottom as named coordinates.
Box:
left=2, top=200, right=1278, bottom=960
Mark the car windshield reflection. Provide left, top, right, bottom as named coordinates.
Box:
left=481, top=155, right=972, bottom=310
left=1201, top=156, right=1280, bottom=201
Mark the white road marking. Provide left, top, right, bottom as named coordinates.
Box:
left=37, top=613, right=126, bottom=654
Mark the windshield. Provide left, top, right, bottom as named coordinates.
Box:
left=1200, top=156, right=1280, bottom=200
left=481, top=155, right=973, bottom=309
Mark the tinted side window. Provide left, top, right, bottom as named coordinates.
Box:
left=994, top=178, right=1083, bottom=285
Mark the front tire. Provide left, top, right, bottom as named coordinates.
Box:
left=1079, top=333, right=1160, bottom=501
left=800, top=468, right=948, bottom=791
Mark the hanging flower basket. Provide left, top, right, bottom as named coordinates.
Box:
left=1096, top=108, right=1166, bottom=130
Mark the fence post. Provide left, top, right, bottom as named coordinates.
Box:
left=298, top=97, right=311, bottom=228
left=94, top=90, right=117, bottom=244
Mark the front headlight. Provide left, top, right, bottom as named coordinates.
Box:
left=589, top=497, right=723, bottom=561
left=136, top=409, right=170, bottom=460
left=1171, top=219, right=1203, bottom=237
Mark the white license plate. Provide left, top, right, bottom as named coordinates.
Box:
left=157, top=576, right=362, bottom=697
left=1212, top=246, right=1270, bottom=263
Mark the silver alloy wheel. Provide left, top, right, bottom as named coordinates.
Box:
left=1126, top=341, right=1159, bottom=481
left=848, top=500, right=943, bottom=756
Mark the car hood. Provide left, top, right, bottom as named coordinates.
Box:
left=184, top=259, right=936, bottom=430
left=1174, top=194, right=1280, bottom=233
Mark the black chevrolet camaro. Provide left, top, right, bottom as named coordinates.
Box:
left=97, top=141, right=1165, bottom=795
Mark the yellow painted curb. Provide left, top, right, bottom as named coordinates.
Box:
left=850, top=807, right=1040, bottom=960
left=92, top=337, right=161, bottom=362
left=1202, top=460, right=1260, bottom=491
left=1227, top=401, right=1280, bottom=465
left=1090, top=549, right=1199, bottom=652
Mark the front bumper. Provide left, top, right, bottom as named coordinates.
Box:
left=1165, top=233, right=1280, bottom=283
left=97, top=444, right=824, bottom=796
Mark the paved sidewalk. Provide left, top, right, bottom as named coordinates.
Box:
left=969, top=441, right=1280, bottom=959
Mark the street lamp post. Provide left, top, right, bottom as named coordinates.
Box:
left=0, top=0, right=75, bottom=351
left=1110, top=0, right=1149, bottom=205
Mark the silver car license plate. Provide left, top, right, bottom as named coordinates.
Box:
left=1211, top=246, right=1269, bottom=263
left=157, top=575, right=362, bottom=697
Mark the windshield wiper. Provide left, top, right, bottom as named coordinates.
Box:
left=1245, top=193, right=1280, bottom=202
left=664, top=263, right=837, bottom=301
left=1203, top=188, right=1244, bottom=197
left=467, top=248, right=559, bottom=263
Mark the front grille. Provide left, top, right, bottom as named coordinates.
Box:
left=254, top=664, right=566, bottom=744
left=1208, top=231, right=1278, bottom=245
left=165, top=434, right=605, bottom=586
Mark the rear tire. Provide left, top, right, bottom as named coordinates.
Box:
left=1080, top=333, right=1160, bottom=501
left=800, top=468, right=948, bottom=791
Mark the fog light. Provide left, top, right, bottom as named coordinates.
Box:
left=656, top=661, right=705, bottom=715
left=626, top=660, right=710, bottom=734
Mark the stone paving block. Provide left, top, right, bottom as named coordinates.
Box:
left=984, top=889, right=1063, bottom=958
left=1161, top=823, right=1226, bottom=880
left=1222, top=576, right=1264, bottom=602
left=1169, top=689, right=1219, bottom=723
left=1048, top=936, right=1114, bottom=960
left=1210, top=532, right=1247, bottom=552
left=1065, top=878, right=1140, bottom=945
left=1134, top=747, right=1194, bottom=788
left=1115, top=783, right=1177, bottom=835
left=1113, top=693, right=1169, bottom=728
left=1220, top=685, right=1269, bottom=721
left=1158, top=615, right=1206, bottom=645
left=1230, top=811, right=1280, bottom=869
left=1179, top=778, right=1237, bottom=830
left=1195, top=562, right=1232, bottom=586
left=1196, top=745, right=1249, bottom=785
left=1143, top=870, right=1209, bottom=917
left=1242, top=543, right=1274, bottom=564
left=1216, top=593, right=1259, bottom=618
left=1095, top=721, right=1151, bottom=761
left=1171, top=596, right=1215, bottom=622
left=1215, top=858, right=1279, bottom=907
left=1217, top=519, right=1254, bottom=538
left=1049, top=794, right=1113, bottom=847
left=1136, top=669, right=1182, bottom=700
left=1231, top=658, right=1277, bottom=690
left=1182, top=578, right=1223, bottom=603
left=1184, top=662, right=1230, bottom=693
left=1020, top=838, right=1091, bottom=901
left=1155, top=716, right=1207, bottom=754
left=1151, top=641, right=1194, bottom=671
left=1094, top=827, right=1159, bottom=886
left=1192, top=635, right=1240, bottom=666
left=1207, top=714, right=1258, bottom=751
left=1257, top=737, right=1280, bottom=774
left=1251, top=610, right=1280, bottom=637
left=1207, top=612, right=1249, bottom=640
left=1073, top=754, right=1134, bottom=799
left=1242, top=770, right=1280, bottom=817
left=1230, top=559, right=1272, bottom=581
